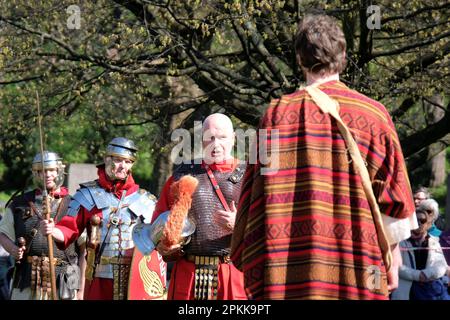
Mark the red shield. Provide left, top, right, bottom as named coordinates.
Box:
left=128, top=248, right=167, bottom=300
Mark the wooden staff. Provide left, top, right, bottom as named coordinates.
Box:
left=36, top=90, right=58, bottom=300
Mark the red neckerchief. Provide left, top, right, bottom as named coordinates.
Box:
left=35, top=187, right=69, bottom=199
left=201, top=158, right=238, bottom=173
left=97, top=165, right=139, bottom=198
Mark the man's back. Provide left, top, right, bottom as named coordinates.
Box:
left=233, top=80, right=414, bottom=299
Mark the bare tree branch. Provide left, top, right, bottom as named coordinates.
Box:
left=0, top=75, right=43, bottom=85
left=402, top=102, right=450, bottom=157
left=381, top=3, right=450, bottom=24
left=371, top=30, right=450, bottom=58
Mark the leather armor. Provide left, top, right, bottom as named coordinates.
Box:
left=9, top=191, right=77, bottom=290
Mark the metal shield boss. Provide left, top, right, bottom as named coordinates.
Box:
left=132, top=210, right=196, bottom=256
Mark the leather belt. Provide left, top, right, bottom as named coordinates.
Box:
left=27, top=256, right=65, bottom=266
left=185, top=254, right=231, bottom=264
left=186, top=254, right=231, bottom=300
left=99, top=256, right=132, bottom=265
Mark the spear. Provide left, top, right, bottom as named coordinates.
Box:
left=36, top=90, right=58, bottom=300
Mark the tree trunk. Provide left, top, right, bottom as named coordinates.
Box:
left=427, top=94, right=446, bottom=187
left=152, top=76, right=203, bottom=194
left=155, top=147, right=172, bottom=194
left=429, top=147, right=446, bottom=187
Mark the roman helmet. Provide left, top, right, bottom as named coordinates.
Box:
left=104, top=137, right=138, bottom=180
left=31, top=151, right=66, bottom=189
left=105, top=137, right=138, bottom=161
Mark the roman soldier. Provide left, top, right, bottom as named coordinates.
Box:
left=152, top=113, right=247, bottom=300
left=0, top=151, right=79, bottom=300
left=41, top=137, right=163, bottom=300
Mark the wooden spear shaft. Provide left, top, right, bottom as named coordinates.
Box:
left=36, top=91, right=58, bottom=300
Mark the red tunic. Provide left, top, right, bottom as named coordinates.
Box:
left=55, top=165, right=139, bottom=300
left=153, top=159, right=247, bottom=300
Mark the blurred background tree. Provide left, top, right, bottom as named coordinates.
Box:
left=0, top=0, right=448, bottom=216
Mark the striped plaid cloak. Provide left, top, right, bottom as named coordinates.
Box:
left=231, top=81, right=415, bottom=300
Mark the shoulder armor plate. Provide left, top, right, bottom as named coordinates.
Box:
left=86, top=186, right=110, bottom=209
left=79, top=180, right=99, bottom=188
left=127, top=191, right=157, bottom=224
left=72, top=180, right=110, bottom=211
left=72, top=189, right=95, bottom=212
left=67, top=199, right=81, bottom=217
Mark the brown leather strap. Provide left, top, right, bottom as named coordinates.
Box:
left=204, top=165, right=231, bottom=212
left=28, top=196, right=66, bottom=221
left=28, top=201, right=43, bottom=219
left=54, top=197, right=69, bottom=222
left=27, top=255, right=63, bottom=265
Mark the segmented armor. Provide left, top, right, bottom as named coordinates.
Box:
left=9, top=191, right=77, bottom=291
left=172, top=162, right=246, bottom=256
left=67, top=180, right=155, bottom=279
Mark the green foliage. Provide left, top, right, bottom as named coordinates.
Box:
left=0, top=191, right=13, bottom=203
left=0, top=162, right=6, bottom=182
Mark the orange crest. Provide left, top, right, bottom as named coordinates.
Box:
left=162, top=175, right=198, bottom=246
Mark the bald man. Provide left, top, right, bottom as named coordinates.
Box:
left=153, top=113, right=247, bottom=300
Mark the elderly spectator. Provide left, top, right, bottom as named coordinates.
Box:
left=413, top=187, right=442, bottom=237
left=391, top=199, right=449, bottom=300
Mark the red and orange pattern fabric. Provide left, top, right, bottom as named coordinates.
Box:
left=231, top=80, right=415, bottom=300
